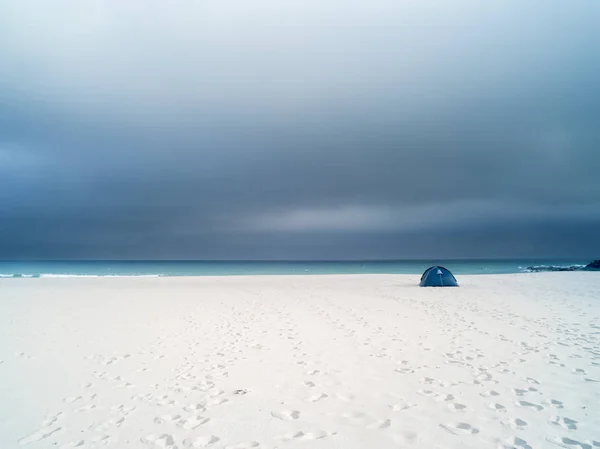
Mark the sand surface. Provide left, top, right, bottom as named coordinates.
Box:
left=1, top=273, right=599, bottom=449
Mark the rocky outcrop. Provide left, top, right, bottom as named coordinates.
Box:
left=523, top=260, right=600, bottom=272
left=524, top=265, right=583, bottom=272
left=584, top=260, right=600, bottom=270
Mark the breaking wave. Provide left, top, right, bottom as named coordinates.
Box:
left=520, top=264, right=587, bottom=273
left=40, top=274, right=164, bottom=278
left=0, top=273, right=164, bottom=278
left=0, top=273, right=40, bottom=278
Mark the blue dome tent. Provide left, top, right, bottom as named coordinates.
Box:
left=420, top=266, right=458, bottom=287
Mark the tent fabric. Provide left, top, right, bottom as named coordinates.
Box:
left=419, top=266, right=458, bottom=287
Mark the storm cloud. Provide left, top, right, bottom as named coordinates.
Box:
left=1, top=1, right=600, bottom=259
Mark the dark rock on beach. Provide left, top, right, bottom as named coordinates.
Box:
left=523, top=260, right=600, bottom=272
left=584, top=260, right=600, bottom=270
left=525, top=265, right=582, bottom=272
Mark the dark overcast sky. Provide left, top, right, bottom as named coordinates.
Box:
left=1, top=1, right=600, bottom=260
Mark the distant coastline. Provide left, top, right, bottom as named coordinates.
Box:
left=522, top=259, right=600, bottom=272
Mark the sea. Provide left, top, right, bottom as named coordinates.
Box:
left=0, top=259, right=592, bottom=278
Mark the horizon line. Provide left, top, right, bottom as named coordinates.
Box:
left=0, top=257, right=593, bottom=263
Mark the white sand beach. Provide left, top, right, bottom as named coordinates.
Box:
left=1, top=273, right=599, bottom=449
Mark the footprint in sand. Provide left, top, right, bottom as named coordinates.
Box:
left=546, top=437, right=595, bottom=449
left=95, top=417, right=125, bottom=432
left=132, top=393, right=153, bottom=401
left=420, top=377, right=438, bottom=385
left=111, top=405, right=136, bottom=415
left=516, top=400, right=543, bottom=411
left=501, top=437, right=532, bottom=449
left=184, top=403, right=207, bottom=413
left=270, top=410, right=300, bottom=421
left=225, top=442, right=259, bottom=449
left=178, top=415, right=210, bottom=430
left=76, top=404, right=96, bottom=412
left=549, top=416, right=578, bottom=430
left=156, top=397, right=177, bottom=407
left=489, top=402, right=507, bottom=411
left=306, top=393, right=328, bottom=402
left=60, top=440, right=86, bottom=448
left=19, top=426, right=63, bottom=445
left=207, top=389, right=225, bottom=398
left=440, top=422, right=479, bottom=435
left=502, top=417, right=528, bottom=430
left=448, top=403, right=467, bottom=413
left=366, top=419, right=391, bottom=429
left=417, top=389, right=437, bottom=397
left=480, top=390, right=500, bottom=397
left=543, top=399, right=565, bottom=409
left=342, top=411, right=368, bottom=420
left=183, top=435, right=220, bottom=448
left=281, top=430, right=333, bottom=441
left=154, top=414, right=182, bottom=424
left=41, top=412, right=63, bottom=427
left=141, top=434, right=177, bottom=448
left=435, top=393, right=455, bottom=402
left=389, top=400, right=416, bottom=411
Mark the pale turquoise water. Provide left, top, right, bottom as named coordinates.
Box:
left=0, top=259, right=590, bottom=278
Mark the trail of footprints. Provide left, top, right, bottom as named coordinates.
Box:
left=15, top=280, right=600, bottom=449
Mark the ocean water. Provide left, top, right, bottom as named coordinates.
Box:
left=0, top=259, right=591, bottom=278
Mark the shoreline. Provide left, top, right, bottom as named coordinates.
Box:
left=0, top=271, right=598, bottom=282
left=1, top=260, right=594, bottom=279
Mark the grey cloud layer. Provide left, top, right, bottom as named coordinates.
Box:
left=1, top=1, right=599, bottom=258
